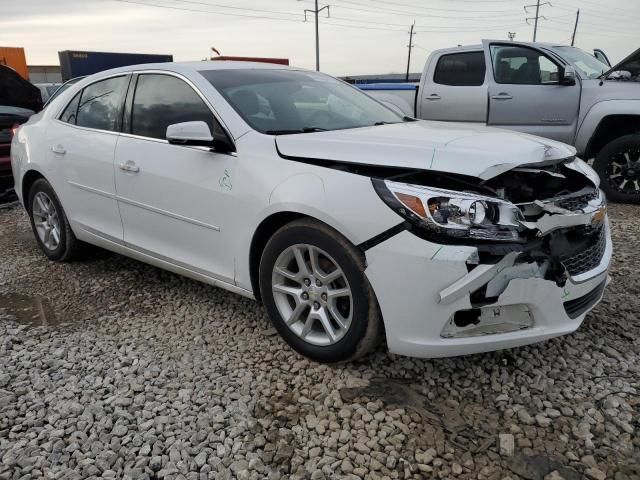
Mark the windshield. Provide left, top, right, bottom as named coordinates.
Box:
left=555, top=46, right=609, bottom=79
left=200, top=69, right=404, bottom=134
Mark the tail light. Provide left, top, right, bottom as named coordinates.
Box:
left=10, top=124, right=20, bottom=137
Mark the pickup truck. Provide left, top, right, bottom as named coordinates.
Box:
left=359, top=40, right=640, bottom=203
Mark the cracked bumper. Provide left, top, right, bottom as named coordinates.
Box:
left=364, top=221, right=612, bottom=358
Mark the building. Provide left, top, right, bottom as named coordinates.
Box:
left=28, top=65, right=62, bottom=84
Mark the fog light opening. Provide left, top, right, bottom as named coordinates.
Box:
left=441, top=304, right=534, bottom=339
left=453, top=309, right=481, bottom=327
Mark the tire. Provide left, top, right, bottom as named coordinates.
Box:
left=259, top=218, right=382, bottom=363
left=593, top=134, right=640, bottom=204
left=27, top=178, right=82, bottom=261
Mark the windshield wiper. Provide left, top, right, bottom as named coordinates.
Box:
left=265, top=127, right=328, bottom=135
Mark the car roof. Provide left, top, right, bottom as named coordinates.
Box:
left=91, top=60, right=296, bottom=78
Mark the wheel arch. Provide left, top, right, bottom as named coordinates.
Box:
left=585, top=114, right=640, bottom=159
left=249, top=211, right=320, bottom=302
left=21, top=169, right=48, bottom=211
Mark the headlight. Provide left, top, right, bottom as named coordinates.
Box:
left=373, top=179, right=524, bottom=243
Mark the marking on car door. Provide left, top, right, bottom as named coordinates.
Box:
left=219, top=169, right=232, bottom=190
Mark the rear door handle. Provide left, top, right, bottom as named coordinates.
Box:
left=119, top=161, right=140, bottom=173
left=425, top=94, right=441, bottom=100
left=492, top=93, right=513, bottom=100
left=51, top=144, right=66, bottom=155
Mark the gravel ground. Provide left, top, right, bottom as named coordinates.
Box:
left=0, top=203, right=639, bottom=480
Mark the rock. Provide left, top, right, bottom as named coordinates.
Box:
left=499, top=434, right=515, bottom=457
left=194, top=451, right=207, bottom=468
left=585, top=468, right=606, bottom=480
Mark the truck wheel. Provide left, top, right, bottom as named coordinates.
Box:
left=27, top=178, right=82, bottom=261
left=259, top=218, right=382, bottom=363
left=593, top=134, right=640, bottom=204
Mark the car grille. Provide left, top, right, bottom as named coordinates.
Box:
left=560, top=226, right=606, bottom=276
left=563, top=280, right=606, bottom=319
left=555, top=190, right=598, bottom=212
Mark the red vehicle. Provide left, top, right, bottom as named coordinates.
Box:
left=0, top=65, right=43, bottom=201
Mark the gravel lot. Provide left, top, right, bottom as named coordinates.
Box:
left=0, top=203, right=639, bottom=480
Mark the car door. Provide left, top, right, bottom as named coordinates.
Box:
left=46, top=74, right=129, bottom=241
left=484, top=41, right=581, bottom=144
left=419, top=51, right=488, bottom=123
left=114, top=72, right=237, bottom=284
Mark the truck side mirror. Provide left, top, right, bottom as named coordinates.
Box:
left=561, top=66, right=576, bottom=86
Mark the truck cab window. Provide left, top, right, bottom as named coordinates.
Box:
left=491, top=45, right=560, bottom=85
left=433, top=52, right=486, bottom=86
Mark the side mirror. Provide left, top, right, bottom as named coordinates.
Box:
left=166, top=121, right=235, bottom=153
left=166, top=121, right=214, bottom=147
left=561, top=66, right=576, bottom=86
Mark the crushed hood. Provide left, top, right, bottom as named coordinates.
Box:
left=275, top=121, right=575, bottom=180
left=602, top=47, right=640, bottom=79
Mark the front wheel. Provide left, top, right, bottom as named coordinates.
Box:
left=593, top=134, right=640, bottom=204
left=259, top=219, right=382, bottom=363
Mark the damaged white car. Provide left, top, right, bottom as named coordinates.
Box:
left=10, top=62, right=611, bottom=362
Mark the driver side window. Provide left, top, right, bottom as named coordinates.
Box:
left=490, top=45, right=560, bottom=85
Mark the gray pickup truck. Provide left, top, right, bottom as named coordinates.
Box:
left=359, top=40, right=640, bottom=203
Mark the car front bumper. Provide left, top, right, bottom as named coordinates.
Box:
left=364, top=220, right=612, bottom=358
left=0, top=151, right=16, bottom=202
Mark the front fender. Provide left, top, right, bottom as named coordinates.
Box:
left=575, top=99, right=640, bottom=154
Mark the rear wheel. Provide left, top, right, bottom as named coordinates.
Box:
left=259, top=219, right=381, bottom=363
left=593, top=134, right=640, bottom=204
left=28, top=178, right=82, bottom=261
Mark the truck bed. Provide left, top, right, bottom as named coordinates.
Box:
left=357, top=83, right=418, bottom=117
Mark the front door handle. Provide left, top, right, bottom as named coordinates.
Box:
left=492, top=93, right=513, bottom=100
left=51, top=144, right=66, bottom=155
left=425, top=94, right=441, bottom=100
left=119, top=161, right=140, bottom=173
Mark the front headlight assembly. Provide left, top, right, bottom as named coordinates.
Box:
left=372, top=179, right=525, bottom=244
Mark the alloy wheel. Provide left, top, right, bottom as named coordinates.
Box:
left=271, top=244, right=353, bottom=346
left=32, top=192, right=61, bottom=250
left=607, top=147, right=640, bottom=195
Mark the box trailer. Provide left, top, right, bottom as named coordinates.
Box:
left=0, top=47, right=29, bottom=80
left=58, top=50, right=173, bottom=81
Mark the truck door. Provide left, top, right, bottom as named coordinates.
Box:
left=418, top=50, right=487, bottom=123
left=484, top=41, right=581, bottom=144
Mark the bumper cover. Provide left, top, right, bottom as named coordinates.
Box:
left=365, top=220, right=612, bottom=358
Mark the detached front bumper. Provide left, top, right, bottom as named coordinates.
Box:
left=364, top=220, right=612, bottom=358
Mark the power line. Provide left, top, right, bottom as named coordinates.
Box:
left=337, top=0, right=523, bottom=14
left=153, top=0, right=300, bottom=17
left=114, top=0, right=305, bottom=22
left=304, top=0, right=528, bottom=20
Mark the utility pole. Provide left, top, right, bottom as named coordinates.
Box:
left=508, top=32, right=516, bottom=41
left=524, top=0, right=550, bottom=42
left=303, top=0, right=330, bottom=71
left=406, top=22, right=415, bottom=82
left=571, top=9, right=580, bottom=46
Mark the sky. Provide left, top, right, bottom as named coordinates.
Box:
left=2, top=0, right=639, bottom=77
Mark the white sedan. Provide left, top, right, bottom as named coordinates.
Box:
left=11, top=61, right=611, bottom=362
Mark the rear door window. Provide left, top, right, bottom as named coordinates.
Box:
left=76, top=76, right=128, bottom=132
left=433, top=52, right=486, bottom=86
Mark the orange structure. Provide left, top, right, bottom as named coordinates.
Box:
left=0, top=47, right=29, bottom=80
